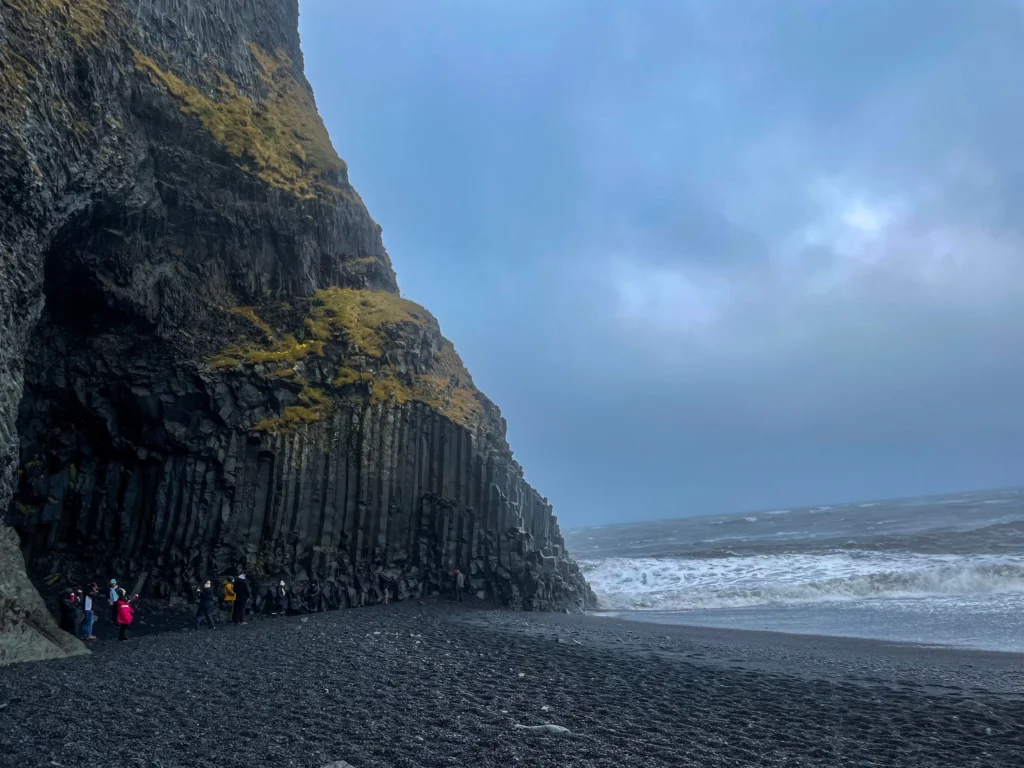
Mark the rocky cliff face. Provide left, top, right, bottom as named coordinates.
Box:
left=0, top=0, right=592, bottom=663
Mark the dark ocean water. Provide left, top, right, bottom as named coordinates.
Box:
left=566, top=488, right=1024, bottom=651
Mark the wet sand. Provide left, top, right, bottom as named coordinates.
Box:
left=1, top=602, right=1021, bottom=767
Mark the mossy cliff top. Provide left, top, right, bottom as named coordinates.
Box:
left=211, top=288, right=486, bottom=432
left=1, top=0, right=110, bottom=109
left=4, top=0, right=111, bottom=49
left=5, top=0, right=347, bottom=203
left=135, top=43, right=345, bottom=199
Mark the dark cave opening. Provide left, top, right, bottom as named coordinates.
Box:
left=11, top=206, right=169, bottom=578
left=42, top=204, right=155, bottom=336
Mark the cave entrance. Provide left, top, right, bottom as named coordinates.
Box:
left=11, top=201, right=161, bottom=582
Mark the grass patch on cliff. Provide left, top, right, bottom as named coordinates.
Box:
left=210, top=302, right=324, bottom=372
left=7, top=0, right=110, bottom=48
left=252, top=406, right=322, bottom=433
left=361, top=340, right=482, bottom=426
left=210, top=290, right=427, bottom=373
left=306, top=287, right=429, bottom=358
left=333, top=367, right=374, bottom=388
left=209, top=291, right=483, bottom=429
left=369, top=375, right=412, bottom=407
left=230, top=306, right=275, bottom=340
left=412, top=340, right=483, bottom=425
left=0, top=49, right=36, bottom=105
left=134, top=45, right=343, bottom=199
left=251, top=384, right=331, bottom=434
left=246, top=336, right=324, bottom=365
left=246, top=43, right=344, bottom=183
left=210, top=355, right=241, bottom=371
left=268, top=368, right=297, bottom=380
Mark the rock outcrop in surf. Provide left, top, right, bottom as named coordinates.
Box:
left=0, top=0, right=593, bottom=664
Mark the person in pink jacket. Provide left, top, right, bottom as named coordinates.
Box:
left=115, top=588, right=135, bottom=642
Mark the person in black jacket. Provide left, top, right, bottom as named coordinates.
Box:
left=270, top=580, right=288, bottom=616
left=57, top=588, right=78, bottom=635
left=232, top=573, right=250, bottom=624
left=304, top=579, right=321, bottom=613
left=194, top=580, right=216, bottom=630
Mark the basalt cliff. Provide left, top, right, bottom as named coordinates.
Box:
left=0, top=0, right=593, bottom=664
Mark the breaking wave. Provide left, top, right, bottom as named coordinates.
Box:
left=582, top=553, right=1024, bottom=611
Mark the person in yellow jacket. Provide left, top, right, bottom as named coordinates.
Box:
left=222, top=577, right=236, bottom=613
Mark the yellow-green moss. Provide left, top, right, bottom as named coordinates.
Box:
left=409, top=375, right=481, bottom=426
left=210, top=355, right=242, bottom=371
left=252, top=405, right=323, bottom=433
left=267, top=368, right=297, bottom=379
left=369, top=375, right=412, bottom=407
left=246, top=43, right=345, bottom=182
left=0, top=49, right=36, bottom=104
left=211, top=306, right=321, bottom=372
left=298, top=384, right=330, bottom=408
left=229, top=306, right=275, bottom=339
left=245, top=336, right=324, bottom=365
left=210, top=293, right=483, bottom=429
left=212, top=290, right=425, bottom=371
left=362, top=342, right=482, bottom=427
left=133, top=45, right=342, bottom=199
left=434, top=340, right=475, bottom=387
left=333, top=367, right=374, bottom=387
left=306, top=287, right=429, bottom=358
left=7, top=0, right=110, bottom=48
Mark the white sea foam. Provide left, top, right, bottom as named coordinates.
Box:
left=581, top=552, right=1024, bottom=611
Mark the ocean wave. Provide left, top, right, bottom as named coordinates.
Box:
left=581, top=553, right=1024, bottom=611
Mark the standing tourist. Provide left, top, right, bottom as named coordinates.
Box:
left=233, top=573, right=250, bottom=624
left=305, top=579, right=321, bottom=613
left=222, top=576, right=236, bottom=615
left=108, top=579, right=119, bottom=623
left=57, top=588, right=78, bottom=635
left=80, top=582, right=98, bottom=640
left=450, top=569, right=465, bottom=602
left=271, top=580, right=288, bottom=616
left=115, top=588, right=134, bottom=642
left=194, top=580, right=216, bottom=630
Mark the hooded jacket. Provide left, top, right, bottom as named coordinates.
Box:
left=196, top=586, right=215, bottom=610
left=116, top=600, right=134, bottom=626
left=223, top=582, right=236, bottom=603
left=58, top=590, right=77, bottom=621
left=272, top=585, right=287, bottom=612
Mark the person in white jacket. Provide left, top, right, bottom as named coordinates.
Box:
left=108, top=579, right=119, bottom=623
left=80, top=582, right=99, bottom=640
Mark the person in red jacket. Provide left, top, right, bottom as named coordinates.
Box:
left=115, top=588, right=135, bottom=642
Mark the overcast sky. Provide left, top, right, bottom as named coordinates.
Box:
left=300, top=0, right=1024, bottom=527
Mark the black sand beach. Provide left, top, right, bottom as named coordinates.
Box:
left=1, top=604, right=1022, bottom=768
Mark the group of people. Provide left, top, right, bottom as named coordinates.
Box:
left=59, top=568, right=471, bottom=641
left=192, top=573, right=251, bottom=630
left=189, top=569, right=470, bottom=630
left=191, top=574, right=326, bottom=630
left=57, top=580, right=138, bottom=642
